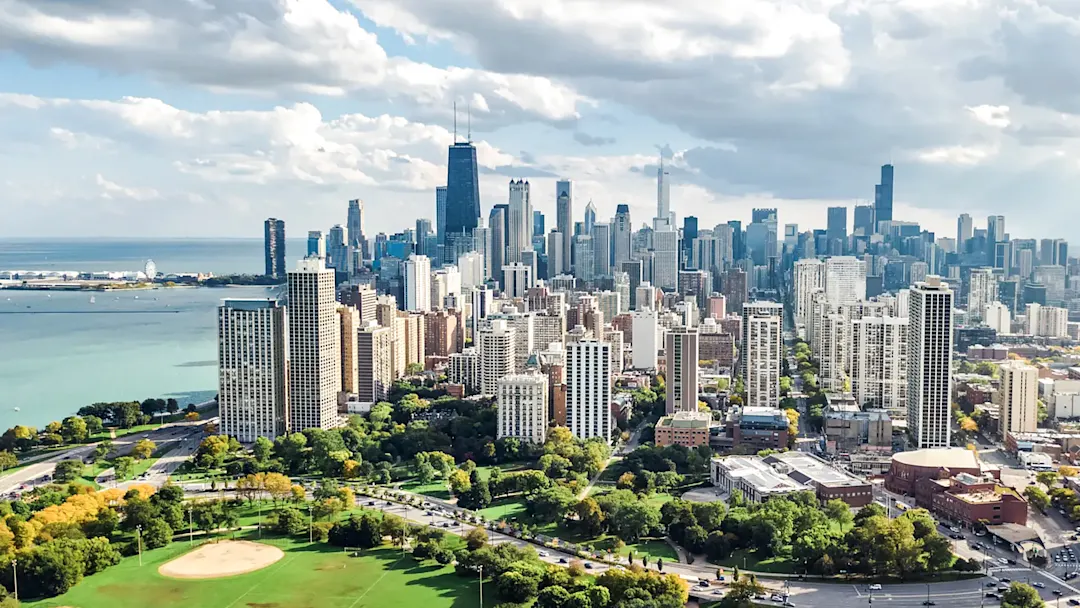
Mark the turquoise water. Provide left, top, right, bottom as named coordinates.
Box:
left=0, top=238, right=302, bottom=429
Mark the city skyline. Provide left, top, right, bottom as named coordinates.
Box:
left=3, top=2, right=1080, bottom=242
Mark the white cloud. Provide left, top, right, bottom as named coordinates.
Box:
left=967, top=104, right=1011, bottom=128
left=95, top=173, right=160, bottom=201
left=914, top=144, right=1000, bottom=165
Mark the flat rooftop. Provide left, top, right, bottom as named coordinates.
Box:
left=658, top=411, right=712, bottom=429
left=892, top=448, right=980, bottom=470
left=765, top=452, right=869, bottom=488
left=714, top=456, right=809, bottom=495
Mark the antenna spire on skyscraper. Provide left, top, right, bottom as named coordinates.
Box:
left=453, top=101, right=458, bottom=143
left=467, top=101, right=472, bottom=143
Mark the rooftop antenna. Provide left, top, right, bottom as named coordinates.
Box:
left=453, top=101, right=458, bottom=144
left=467, top=101, right=472, bottom=143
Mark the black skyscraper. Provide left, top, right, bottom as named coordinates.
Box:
left=874, top=164, right=894, bottom=226
left=444, top=142, right=481, bottom=250
left=264, top=218, right=285, bottom=279
left=682, top=216, right=698, bottom=270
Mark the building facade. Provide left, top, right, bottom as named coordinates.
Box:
left=218, top=299, right=288, bottom=442
left=907, top=276, right=954, bottom=448
left=497, top=372, right=549, bottom=444
left=287, top=257, right=340, bottom=430
left=567, top=340, right=613, bottom=441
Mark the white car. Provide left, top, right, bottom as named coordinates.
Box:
left=997, top=558, right=1009, bottom=565
left=949, top=526, right=961, bottom=533
left=869, top=584, right=882, bottom=591
left=1033, top=583, right=1046, bottom=589
left=771, top=594, right=785, bottom=602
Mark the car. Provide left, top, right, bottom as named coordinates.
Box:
left=366, top=501, right=376, bottom=506
left=713, top=590, right=724, bottom=596
left=716, top=576, right=726, bottom=582
left=985, top=593, right=999, bottom=600
left=997, top=558, right=1009, bottom=565
left=1069, top=600, right=1080, bottom=607
left=949, top=526, right=961, bottom=533
left=869, top=584, right=882, bottom=591
left=1001, top=578, right=1011, bottom=583
left=986, top=583, right=998, bottom=588
left=1054, top=590, right=1064, bottom=597
left=1033, top=583, right=1046, bottom=589
left=923, top=602, right=936, bottom=606
left=771, top=594, right=784, bottom=602
left=558, top=558, right=568, bottom=564
left=997, top=587, right=1008, bottom=593
left=584, top=562, right=593, bottom=570
left=950, top=533, right=964, bottom=540
left=538, top=551, right=548, bottom=557
left=1007, top=559, right=1017, bottom=565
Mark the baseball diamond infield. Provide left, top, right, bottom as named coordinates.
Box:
left=157, top=540, right=285, bottom=579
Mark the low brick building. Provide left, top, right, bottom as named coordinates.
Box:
left=726, top=406, right=789, bottom=452
left=655, top=411, right=712, bottom=447
left=763, top=452, right=873, bottom=507
left=929, top=473, right=1028, bottom=527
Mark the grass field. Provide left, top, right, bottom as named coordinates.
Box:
left=399, top=464, right=524, bottom=502
left=24, top=533, right=481, bottom=608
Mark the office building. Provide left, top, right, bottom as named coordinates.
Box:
left=547, top=230, right=564, bottom=278
left=725, top=407, right=790, bottom=452
left=327, top=224, right=349, bottom=274
left=264, top=218, right=286, bottom=279
left=652, top=228, right=679, bottom=290
left=445, top=141, right=482, bottom=259
left=347, top=199, right=366, bottom=258
left=357, top=323, right=394, bottom=403
left=655, top=411, right=711, bottom=447
left=477, top=319, right=516, bottom=396
left=825, top=256, right=866, bottom=304
left=794, top=259, right=825, bottom=334
left=907, top=276, right=954, bottom=449
left=307, top=230, right=325, bottom=258
left=218, top=299, right=288, bottom=442
left=508, top=179, right=531, bottom=264
left=665, top=327, right=700, bottom=414
left=999, top=361, right=1038, bottom=437
left=470, top=285, right=494, bottom=339
left=497, top=372, right=549, bottom=444
left=656, top=159, right=671, bottom=229
left=502, top=262, right=533, bottom=299
left=567, top=340, right=613, bottom=441
left=404, top=254, right=432, bottom=312
left=287, top=257, right=340, bottom=431
left=853, top=205, right=875, bottom=236
left=874, top=164, right=894, bottom=226
left=742, top=302, right=783, bottom=409
left=613, top=204, right=632, bottom=267
left=826, top=206, right=847, bottom=252
left=593, top=222, right=612, bottom=277
left=556, top=180, right=573, bottom=277
left=957, top=214, right=973, bottom=252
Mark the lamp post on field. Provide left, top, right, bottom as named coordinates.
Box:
left=11, top=558, right=17, bottom=601
left=137, top=524, right=143, bottom=567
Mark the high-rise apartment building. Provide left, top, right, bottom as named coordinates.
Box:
left=263, top=218, right=286, bottom=279
left=825, top=256, right=866, bottom=304
left=404, top=254, right=432, bottom=312
left=793, top=259, right=825, bottom=335
left=999, top=361, right=1038, bottom=437
left=448, top=347, right=479, bottom=394
left=652, top=228, right=679, bottom=290
left=478, top=319, right=516, bottom=396
left=497, top=372, right=549, bottom=444
left=656, top=159, right=671, bottom=229
left=547, top=230, right=564, bottom=278
left=357, top=323, right=394, bottom=403
left=907, top=276, right=954, bottom=449
left=574, top=234, right=594, bottom=284
left=218, top=299, right=288, bottom=442
left=723, top=269, right=748, bottom=319
left=631, top=309, right=660, bottom=369
left=434, top=188, right=446, bottom=258
left=742, top=302, right=783, bottom=409
left=593, top=223, right=612, bottom=277
left=287, top=257, right=340, bottom=430
left=307, top=230, right=325, bottom=258
left=327, top=224, right=349, bottom=275
left=985, top=302, right=1011, bottom=334
left=967, top=267, right=998, bottom=322
left=850, top=316, right=908, bottom=419
left=666, top=327, right=700, bottom=414
left=567, top=340, right=613, bottom=441
left=502, top=263, right=533, bottom=299
left=613, top=204, right=632, bottom=267
left=339, top=284, right=377, bottom=325
left=470, top=285, right=494, bottom=340
left=338, top=306, right=360, bottom=394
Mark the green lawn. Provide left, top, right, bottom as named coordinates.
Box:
left=717, top=549, right=797, bottom=574
left=581, top=536, right=679, bottom=563
left=24, top=533, right=481, bottom=608
left=478, top=496, right=529, bottom=521
left=399, top=464, right=524, bottom=502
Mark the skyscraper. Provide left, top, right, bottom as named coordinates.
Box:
left=218, top=298, right=288, bottom=442
left=546, top=230, right=564, bottom=278
left=593, top=222, right=612, bottom=277
left=490, top=205, right=507, bottom=285
left=338, top=306, right=360, bottom=394
left=556, top=180, right=573, bottom=274
left=478, top=319, right=516, bottom=396
left=347, top=199, right=365, bottom=258
left=404, top=254, right=432, bottom=312
left=445, top=141, right=481, bottom=256
left=957, top=213, right=973, bottom=252
left=651, top=228, right=678, bottom=291
left=874, top=164, right=894, bottom=227
left=307, top=230, right=325, bottom=258
left=907, top=276, right=954, bottom=449
left=967, top=267, right=998, bottom=323
left=853, top=205, right=875, bottom=236
left=793, top=259, right=825, bottom=334
left=264, top=218, right=286, bottom=279
left=357, top=323, right=394, bottom=403
left=825, top=256, right=866, bottom=304
left=656, top=158, right=671, bottom=229
left=533, top=210, right=545, bottom=236
left=999, top=360, right=1038, bottom=437
left=584, top=201, right=597, bottom=236
left=567, top=340, right=613, bottom=441
left=728, top=220, right=744, bottom=261
left=665, top=327, right=699, bottom=414
left=826, top=207, right=847, bottom=252
left=850, top=316, right=908, bottom=419
left=508, top=179, right=531, bottom=264
left=574, top=234, right=594, bottom=284
left=682, top=216, right=698, bottom=268
left=613, top=204, right=632, bottom=267
left=327, top=225, right=348, bottom=274
left=287, top=257, right=340, bottom=431
left=742, top=302, right=783, bottom=409
left=434, top=187, right=447, bottom=259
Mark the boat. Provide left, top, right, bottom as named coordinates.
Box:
left=89, top=296, right=96, bottom=304
left=12, top=407, right=19, bottom=412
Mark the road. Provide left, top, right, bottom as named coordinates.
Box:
left=359, top=486, right=1080, bottom=607
left=0, top=417, right=211, bottom=495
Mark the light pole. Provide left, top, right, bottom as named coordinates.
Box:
left=188, top=505, right=194, bottom=546
left=308, top=503, right=313, bottom=544
left=925, top=583, right=930, bottom=606
left=479, top=564, right=484, bottom=608
left=137, top=525, right=143, bottom=567
left=11, top=558, right=17, bottom=601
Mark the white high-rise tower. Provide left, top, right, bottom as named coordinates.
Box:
left=404, top=254, right=432, bottom=312
left=508, top=179, right=531, bottom=264
left=218, top=299, right=288, bottom=442
left=287, top=257, right=340, bottom=431
left=907, top=276, right=954, bottom=449
left=567, top=340, right=613, bottom=441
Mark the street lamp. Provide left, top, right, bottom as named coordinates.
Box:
left=479, top=564, right=484, bottom=608
left=11, top=558, right=17, bottom=601
left=308, top=503, right=313, bottom=544
left=136, top=525, right=143, bottom=567
left=188, top=505, right=194, bottom=547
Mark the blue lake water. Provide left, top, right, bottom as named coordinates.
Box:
left=0, top=238, right=303, bottom=429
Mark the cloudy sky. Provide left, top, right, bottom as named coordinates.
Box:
left=1, top=0, right=1078, bottom=243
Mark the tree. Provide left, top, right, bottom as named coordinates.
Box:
left=0, top=450, right=18, bottom=472
left=449, top=468, right=472, bottom=496
left=184, top=412, right=201, bottom=422
left=83, top=415, right=104, bottom=436
left=271, top=508, right=307, bottom=536
left=824, top=499, right=853, bottom=531
left=53, top=459, right=84, bottom=483
left=92, top=441, right=112, bottom=463
left=1036, top=471, right=1059, bottom=488
left=142, top=518, right=173, bottom=549
left=113, top=456, right=135, bottom=481
left=528, top=485, right=576, bottom=523
left=263, top=472, right=293, bottom=503
left=1025, top=486, right=1051, bottom=512
left=465, top=526, right=489, bottom=551
left=61, top=416, right=89, bottom=443
left=131, top=438, right=155, bottom=460
left=252, top=436, right=273, bottom=461
left=1001, top=582, right=1045, bottom=608
left=1061, top=466, right=1079, bottom=479
left=576, top=497, right=605, bottom=537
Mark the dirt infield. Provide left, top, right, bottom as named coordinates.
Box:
left=158, top=540, right=285, bottom=580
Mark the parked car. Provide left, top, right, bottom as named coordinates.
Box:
left=1033, top=582, right=1046, bottom=589
left=869, top=584, right=882, bottom=591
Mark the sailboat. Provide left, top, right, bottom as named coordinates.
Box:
left=89, top=296, right=96, bottom=304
